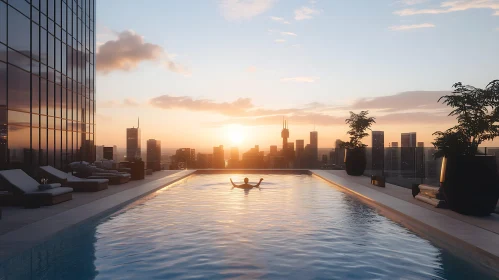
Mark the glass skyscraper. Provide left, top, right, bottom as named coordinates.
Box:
left=0, top=0, right=96, bottom=173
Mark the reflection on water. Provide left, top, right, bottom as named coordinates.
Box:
left=0, top=174, right=495, bottom=279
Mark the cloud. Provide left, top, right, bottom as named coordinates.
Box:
left=219, top=0, right=276, bottom=20
left=96, top=30, right=189, bottom=75
left=281, top=31, right=297, bottom=36
left=389, top=23, right=436, bottom=30
left=149, top=95, right=254, bottom=116
left=294, top=6, right=320, bottom=20
left=275, top=39, right=286, bottom=43
left=394, top=0, right=499, bottom=16
left=148, top=90, right=456, bottom=128
left=246, top=66, right=258, bottom=72
left=348, top=90, right=450, bottom=112
left=270, top=16, right=291, bottom=24
left=280, top=77, right=319, bottom=83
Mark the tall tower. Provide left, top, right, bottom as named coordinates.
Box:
left=281, top=119, right=289, bottom=152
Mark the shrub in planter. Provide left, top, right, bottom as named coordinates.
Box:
left=340, top=111, right=376, bottom=176
left=433, top=80, right=499, bottom=216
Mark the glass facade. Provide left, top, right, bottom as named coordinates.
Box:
left=0, top=0, right=96, bottom=173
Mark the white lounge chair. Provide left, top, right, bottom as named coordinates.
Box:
left=69, top=162, right=131, bottom=185
left=39, top=166, right=109, bottom=192
left=0, top=169, right=73, bottom=206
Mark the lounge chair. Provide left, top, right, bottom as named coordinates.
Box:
left=0, top=169, right=73, bottom=206
left=39, top=166, right=109, bottom=192
left=69, top=162, right=131, bottom=185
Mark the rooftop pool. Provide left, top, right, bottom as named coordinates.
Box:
left=1, top=174, right=495, bottom=279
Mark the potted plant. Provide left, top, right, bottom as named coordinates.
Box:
left=340, top=111, right=376, bottom=176
left=433, top=80, right=499, bottom=216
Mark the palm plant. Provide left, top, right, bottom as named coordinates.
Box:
left=433, top=80, right=499, bottom=158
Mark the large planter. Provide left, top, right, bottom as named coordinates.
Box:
left=344, top=147, right=366, bottom=176
left=440, top=155, right=499, bottom=216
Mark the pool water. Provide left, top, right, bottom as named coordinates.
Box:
left=2, top=174, right=495, bottom=279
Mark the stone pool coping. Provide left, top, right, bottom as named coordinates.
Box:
left=0, top=169, right=498, bottom=277
left=0, top=170, right=196, bottom=263
left=311, top=170, right=499, bottom=277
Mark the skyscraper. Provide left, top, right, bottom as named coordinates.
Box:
left=213, top=145, right=225, bottom=168
left=310, top=131, right=318, bottom=161
left=401, top=132, right=417, bottom=147
left=0, top=0, right=96, bottom=172
left=270, top=145, right=278, bottom=156
left=228, top=147, right=239, bottom=168
left=126, top=120, right=141, bottom=161
left=146, top=139, right=161, bottom=171
left=372, top=131, right=384, bottom=172
left=401, top=132, right=417, bottom=177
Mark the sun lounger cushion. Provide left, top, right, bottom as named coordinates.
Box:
left=25, top=187, right=73, bottom=196
left=38, top=183, right=60, bottom=191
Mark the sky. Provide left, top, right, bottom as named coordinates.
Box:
left=95, top=0, right=499, bottom=153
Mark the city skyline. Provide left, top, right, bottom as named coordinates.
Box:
left=94, top=0, right=499, bottom=150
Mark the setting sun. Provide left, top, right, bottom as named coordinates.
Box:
left=227, top=124, right=246, bottom=145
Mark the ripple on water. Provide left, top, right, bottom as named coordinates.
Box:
left=17, top=174, right=496, bottom=280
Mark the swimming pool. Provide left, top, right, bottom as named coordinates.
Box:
left=1, top=174, right=495, bottom=279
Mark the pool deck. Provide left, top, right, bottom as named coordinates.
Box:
left=312, top=170, right=499, bottom=276
left=0, top=169, right=498, bottom=276
left=0, top=170, right=195, bottom=263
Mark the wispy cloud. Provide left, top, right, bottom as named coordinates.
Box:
left=395, top=0, right=499, bottom=16
left=96, top=30, right=189, bottom=75
left=275, top=39, right=286, bottom=43
left=280, top=76, right=319, bottom=83
left=294, top=6, right=320, bottom=20
left=270, top=16, right=291, bottom=24
left=389, top=23, right=436, bottom=30
left=148, top=91, right=454, bottom=127
left=219, top=0, right=276, bottom=20
left=281, top=31, right=297, bottom=36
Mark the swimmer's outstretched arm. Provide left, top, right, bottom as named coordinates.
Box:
left=253, top=178, right=264, bottom=188
left=230, top=178, right=238, bottom=189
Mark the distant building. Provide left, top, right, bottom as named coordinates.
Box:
left=126, top=120, right=141, bottom=161
left=401, top=133, right=416, bottom=148
left=391, top=142, right=399, bottom=148
left=228, top=147, right=239, bottom=168
left=401, top=132, right=417, bottom=178
left=310, top=131, right=318, bottom=160
left=213, top=145, right=225, bottom=168
left=372, top=131, right=384, bottom=173
left=147, top=139, right=161, bottom=171
left=417, top=142, right=424, bottom=148
left=270, top=145, right=278, bottom=156
left=242, top=145, right=265, bottom=168
left=197, top=153, right=213, bottom=169
left=322, top=154, right=328, bottom=164
left=103, top=146, right=117, bottom=161
left=296, top=140, right=304, bottom=156
left=96, top=145, right=104, bottom=161
left=287, top=142, right=294, bottom=152
left=172, top=148, right=194, bottom=169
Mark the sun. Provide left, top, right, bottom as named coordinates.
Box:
left=227, top=124, right=246, bottom=145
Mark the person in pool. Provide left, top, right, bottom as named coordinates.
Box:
left=230, top=177, right=263, bottom=189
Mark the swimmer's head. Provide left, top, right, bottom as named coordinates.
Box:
left=244, top=178, right=249, bottom=184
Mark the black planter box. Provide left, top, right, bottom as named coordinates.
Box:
left=441, top=155, right=499, bottom=216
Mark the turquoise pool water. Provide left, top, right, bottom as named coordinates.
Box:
left=1, top=174, right=495, bottom=279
